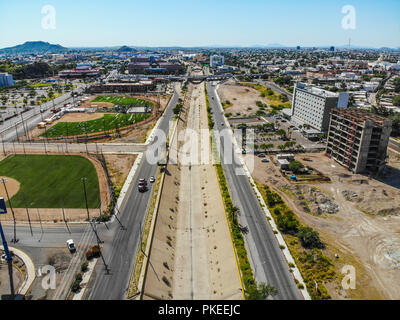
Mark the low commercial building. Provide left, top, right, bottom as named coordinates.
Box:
left=326, top=108, right=392, bottom=174
left=290, top=82, right=349, bottom=132
left=89, top=80, right=156, bottom=93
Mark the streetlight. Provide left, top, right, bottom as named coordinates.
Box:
left=81, top=178, right=90, bottom=222
left=81, top=177, right=109, bottom=274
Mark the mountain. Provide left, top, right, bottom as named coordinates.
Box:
left=0, top=41, right=68, bottom=54
left=116, top=45, right=137, bottom=52
left=265, top=43, right=286, bottom=48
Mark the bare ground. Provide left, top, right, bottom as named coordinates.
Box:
left=246, top=152, right=400, bottom=300
left=217, top=80, right=271, bottom=117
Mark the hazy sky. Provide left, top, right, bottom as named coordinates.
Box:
left=0, top=0, right=399, bottom=48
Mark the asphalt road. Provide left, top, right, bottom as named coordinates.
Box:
left=85, top=85, right=180, bottom=300
left=207, top=82, right=302, bottom=300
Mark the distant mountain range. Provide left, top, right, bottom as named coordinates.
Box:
left=0, top=41, right=68, bottom=54
left=1, top=41, right=399, bottom=53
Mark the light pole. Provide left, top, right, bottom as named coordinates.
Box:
left=1, top=178, right=18, bottom=243
left=81, top=177, right=109, bottom=274
left=81, top=177, right=90, bottom=222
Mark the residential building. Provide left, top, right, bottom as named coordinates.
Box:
left=290, top=82, right=349, bottom=132
left=0, top=73, right=15, bottom=87
left=210, top=55, right=225, bottom=68
left=326, top=108, right=392, bottom=174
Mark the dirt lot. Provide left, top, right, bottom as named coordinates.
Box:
left=104, top=154, right=138, bottom=191
left=246, top=152, right=400, bottom=299
left=217, top=80, right=271, bottom=117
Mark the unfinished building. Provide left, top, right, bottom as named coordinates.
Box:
left=326, top=108, right=392, bottom=174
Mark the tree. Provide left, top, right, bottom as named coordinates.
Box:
left=289, top=160, right=304, bottom=173
left=393, top=95, right=400, bottom=107
left=247, top=283, right=279, bottom=300
left=276, top=129, right=286, bottom=137
left=296, top=226, right=325, bottom=249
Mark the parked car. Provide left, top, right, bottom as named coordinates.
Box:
left=67, top=239, right=76, bottom=253
left=261, top=158, right=270, bottom=163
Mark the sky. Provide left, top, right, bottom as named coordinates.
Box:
left=0, top=0, right=399, bottom=48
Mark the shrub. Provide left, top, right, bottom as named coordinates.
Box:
left=86, top=245, right=101, bottom=260
left=96, top=214, right=111, bottom=223
left=296, top=227, right=325, bottom=249
left=71, top=279, right=81, bottom=293
left=81, top=262, right=89, bottom=272
left=75, top=273, right=83, bottom=281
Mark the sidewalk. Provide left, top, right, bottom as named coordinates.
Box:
left=0, top=245, right=36, bottom=295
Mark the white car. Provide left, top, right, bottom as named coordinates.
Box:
left=67, top=239, right=76, bottom=253
left=149, top=176, right=155, bottom=183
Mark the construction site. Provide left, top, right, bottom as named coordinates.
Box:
left=326, top=108, right=392, bottom=174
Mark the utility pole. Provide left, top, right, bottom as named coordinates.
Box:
left=2, top=136, right=6, bottom=156
left=60, top=194, right=70, bottom=234
left=81, top=178, right=90, bottom=222
left=36, top=209, right=44, bottom=242
left=14, top=123, right=19, bottom=143
left=21, top=192, right=33, bottom=237
left=1, top=178, right=18, bottom=243
left=81, top=178, right=109, bottom=273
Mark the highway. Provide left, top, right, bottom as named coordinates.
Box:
left=85, top=84, right=180, bottom=300
left=206, top=82, right=302, bottom=300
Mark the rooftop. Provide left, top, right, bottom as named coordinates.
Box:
left=331, top=108, right=390, bottom=126
left=296, top=82, right=339, bottom=98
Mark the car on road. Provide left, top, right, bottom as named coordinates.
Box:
left=221, top=122, right=224, bottom=126
left=138, top=184, right=147, bottom=192
left=149, top=176, right=155, bottom=183
left=242, top=149, right=247, bottom=154
left=67, top=239, right=76, bottom=253
left=139, top=178, right=147, bottom=185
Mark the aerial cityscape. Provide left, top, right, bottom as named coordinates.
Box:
left=0, top=0, right=400, bottom=310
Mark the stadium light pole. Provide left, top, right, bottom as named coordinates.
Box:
left=81, top=177, right=90, bottom=222
left=1, top=178, right=18, bottom=243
